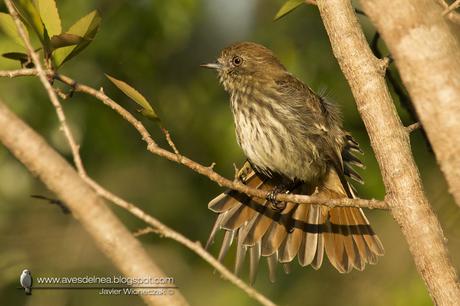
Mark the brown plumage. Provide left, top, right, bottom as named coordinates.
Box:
left=202, top=42, right=384, bottom=284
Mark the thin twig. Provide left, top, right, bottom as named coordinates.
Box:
left=54, top=87, right=71, bottom=100
left=4, top=0, right=86, bottom=177
left=0, top=68, right=38, bottom=78
left=133, top=227, right=159, bottom=237
left=160, top=124, right=180, bottom=155
left=406, top=122, right=421, bottom=133
left=0, top=68, right=389, bottom=210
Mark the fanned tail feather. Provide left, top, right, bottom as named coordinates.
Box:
left=206, top=135, right=383, bottom=283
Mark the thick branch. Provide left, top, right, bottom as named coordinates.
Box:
left=360, top=0, right=460, bottom=209
left=316, top=0, right=460, bottom=305
left=0, top=100, right=189, bottom=306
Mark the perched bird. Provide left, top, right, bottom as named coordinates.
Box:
left=202, top=42, right=384, bottom=284
left=20, top=269, right=33, bottom=295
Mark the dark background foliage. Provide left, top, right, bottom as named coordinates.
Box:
left=0, top=0, right=458, bottom=305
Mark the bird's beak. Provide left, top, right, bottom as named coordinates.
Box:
left=200, top=62, right=222, bottom=70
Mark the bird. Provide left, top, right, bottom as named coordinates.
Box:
left=201, top=42, right=384, bottom=284
left=20, top=269, right=33, bottom=295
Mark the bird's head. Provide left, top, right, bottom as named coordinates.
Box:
left=21, top=269, right=30, bottom=275
left=201, top=42, right=286, bottom=93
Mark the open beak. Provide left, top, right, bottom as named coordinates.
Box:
left=200, top=62, right=222, bottom=70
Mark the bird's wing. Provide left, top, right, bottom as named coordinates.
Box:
left=274, top=73, right=324, bottom=116
left=21, top=274, right=31, bottom=287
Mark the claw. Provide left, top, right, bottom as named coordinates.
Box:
left=266, top=180, right=302, bottom=211
left=266, top=190, right=277, bottom=203
left=266, top=188, right=286, bottom=211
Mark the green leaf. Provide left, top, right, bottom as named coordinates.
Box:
left=105, top=74, right=159, bottom=121
left=2, top=51, right=28, bottom=61
left=274, top=0, right=305, bottom=20
left=0, top=12, right=25, bottom=47
left=53, top=10, right=101, bottom=67
left=14, top=0, right=50, bottom=49
left=2, top=52, right=33, bottom=67
left=50, top=33, right=85, bottom=50
left=36, top=0, right=61, bottom=36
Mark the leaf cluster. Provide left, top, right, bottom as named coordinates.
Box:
left=0, top=0, right=100, bottom=67
left=0, top=0, right=159, bottom=121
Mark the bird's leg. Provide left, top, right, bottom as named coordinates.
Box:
left=266, top=180, right=301, bottom=211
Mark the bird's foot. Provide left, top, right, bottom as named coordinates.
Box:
left=266, top=180, right=303, bottom=211
left=266, top=186, right=286, bottom=211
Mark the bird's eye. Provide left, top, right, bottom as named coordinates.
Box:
left=232, top=56, right=243, bottom=66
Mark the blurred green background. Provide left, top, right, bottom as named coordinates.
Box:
left=0, top=0, right=459, bottom=305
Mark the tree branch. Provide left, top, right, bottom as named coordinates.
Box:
left=0, top=99, right=189, bottom=306
left=0, top=68, right=389, bottom=210
left=316, top=0, right=460, bottom=304
left=406, top=122, right=421, bottom=134
left=0, top=68, right=38, bottom=78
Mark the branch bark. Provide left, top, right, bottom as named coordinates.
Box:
left=0, top=99, right=189, bottom=306
left=360, top=0, right=460, bottom=208
left=316, top=0, right=460, bottom=304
